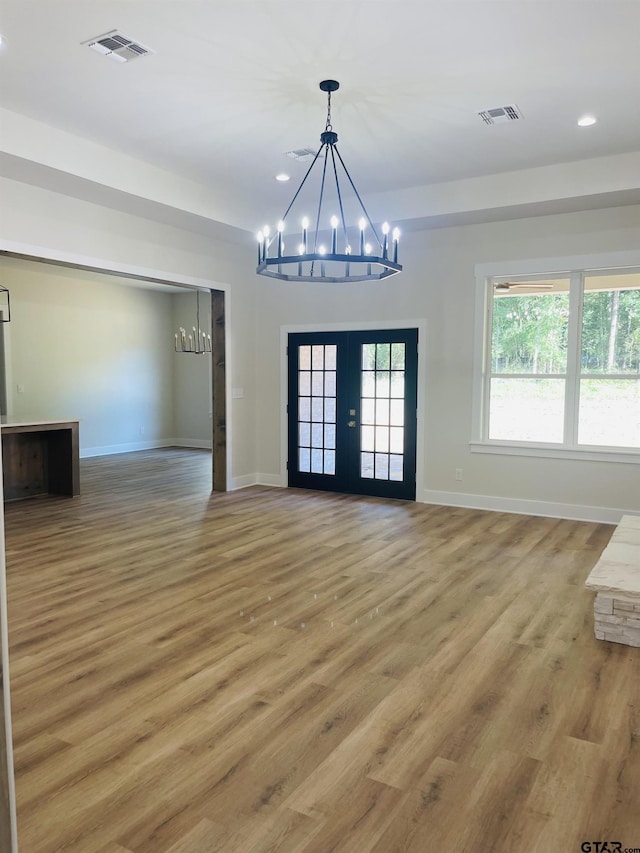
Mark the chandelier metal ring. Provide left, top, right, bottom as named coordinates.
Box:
left=256, top=80, right=402, bottom=284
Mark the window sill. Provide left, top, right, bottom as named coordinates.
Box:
left=469, top=441, right=640, bottom=465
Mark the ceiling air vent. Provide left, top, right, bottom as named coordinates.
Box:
left=82, top=30, right=154, bottom=63
left=478, top=104, right=523, bottom=125
left=285, top=148, right=317, bottom=162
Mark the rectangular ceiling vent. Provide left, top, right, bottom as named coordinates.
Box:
left=82, top=30, right=154, bottom=63
left=285, top=148, right=317, bottom=162
left=478, top=104, right=523, bottom=125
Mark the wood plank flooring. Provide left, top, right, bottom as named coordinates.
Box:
left=4, top=449, right=640, bottom=852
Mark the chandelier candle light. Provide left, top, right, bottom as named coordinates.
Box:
left=174, top=289, right=212, bottom=354
left=256, top=80, right=402, bottom=283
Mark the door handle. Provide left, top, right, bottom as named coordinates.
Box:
left=347, top=420, right=356, bottom=428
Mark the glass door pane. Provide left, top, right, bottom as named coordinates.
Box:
left=288, top=329, right=417, bottom=500
left=297, top=343, right=337, bottom=474
left=360, top=341, right=405, bottom=482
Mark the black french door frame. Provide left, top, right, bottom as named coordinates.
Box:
left=287, top=328, right=418, bottom=500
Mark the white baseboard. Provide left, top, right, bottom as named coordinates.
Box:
left=421, top=489, right=630, bottom=524
left=244, top=479, right=629, bottom=523
left=171, top=438, right=212, bottom=450
left=256, top=473, right=286, bottom=488
left=230, top=474, right=285, bottom=490
left=229, top=474, right=257, bottom=490
left=75, top=450, right=632, bottom=524
left=81, top=438, right=212, bottom=458
left=81, top=439, right=174, bottom=458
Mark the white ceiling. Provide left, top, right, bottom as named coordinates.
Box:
left=1, top=0, right=639, bottom=235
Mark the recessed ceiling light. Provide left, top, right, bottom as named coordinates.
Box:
left=275, top=173, right=290, bottom=182
left=577, top=115, right=597, bottom=127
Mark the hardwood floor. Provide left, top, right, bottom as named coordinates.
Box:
left=4, top=449, right=639, bottom=852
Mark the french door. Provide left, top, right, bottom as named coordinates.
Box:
left=287, top=329, right=418, bottom=500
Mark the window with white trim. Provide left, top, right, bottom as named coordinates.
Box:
left=479, top=267, right=640, bottom=454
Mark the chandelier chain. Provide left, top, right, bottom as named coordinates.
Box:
left=325, top=90, right=332, bottom=132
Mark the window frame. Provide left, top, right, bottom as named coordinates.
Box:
left=471, top=251, right=640, bottom=464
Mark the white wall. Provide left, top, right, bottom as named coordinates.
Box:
left=254, top=204, right=640, bottom=521
left=0, top=256, right=175, bottom=456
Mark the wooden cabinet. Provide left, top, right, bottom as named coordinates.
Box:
left=1, top=420, right=80, bottom=501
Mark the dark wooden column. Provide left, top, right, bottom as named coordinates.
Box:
left=211, top=289, right=227, bottom=492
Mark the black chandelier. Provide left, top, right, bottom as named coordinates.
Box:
left=256, top=80, right=402, bottom=284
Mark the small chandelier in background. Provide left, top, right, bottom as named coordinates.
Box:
left=256, top=80, right=402, bottom=284
left=0, top=285, right=10, bottom=322
left=174, top=289, right=211, bottom=354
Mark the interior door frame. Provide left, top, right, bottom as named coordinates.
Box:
left=280, top=319, right=427, bottom=499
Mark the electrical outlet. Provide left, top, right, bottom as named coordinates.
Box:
left=17, top=383, right=24, bottom=394
left=455, top=468, right=463, bottom=481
